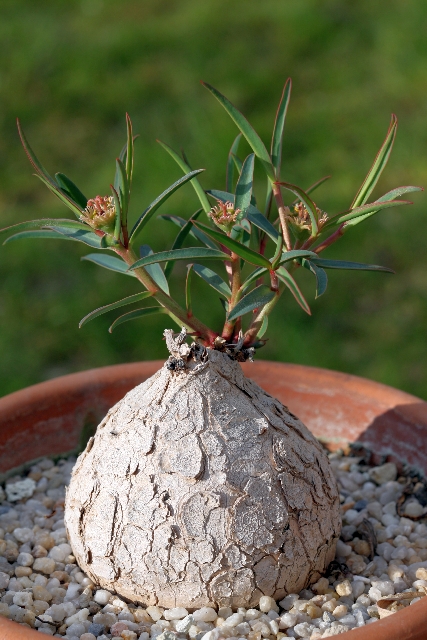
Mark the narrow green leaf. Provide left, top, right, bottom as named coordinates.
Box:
left=129, top=169, right=205, bottom=241
left=235, top=154, right=255, bottom=216
left=301, top=258, right=328, bottom=298
left=240, top=267, right=268, bottom=292
left=226, top=133, right=242, bottom=193
left=351, top=115, right=397, bottom=208
left=227, top=284, right=275, bottom=322
left=164, top=209, right=203, bottom=279
left=193, top=263, right=231, bottom=297
left=129, top=247, right=229, bottom=271
left=35, top=174, right=83, bottom=219
left=79, top=291, right=152, bottom=328
left=139, top=245, right=169, bottom=294
left=246, top=210, right=279, bottom=242
left=160, top=214, right=217, bottom=249
left=277, top=249, right=318, bottom=266
left=0, top=218, right=90, bottom=241
left=3, top=228, right=100, bottom=249
left=202, top=82, right=275, bottom=181
left=231, top=153, right=243, bottom=173
left=376, top=185, right=423, bottom=203
left=193, top=221, right=271, bottom=268
left=114, top=158, right=129, bottom=223
left=276, top=267, right=311, bottom=314
left=310, top=257, right=394, bottom=273
left=276, top=181, right=319, bottom=236
left=55, top=173, right=88, bottom=209
left=48, top=226, right=103, bottom=248
left=82, top=253, right=136, bottom=276
left=157, top=140, right=211, bottom=212
left=291, top=175, right=331, bottom=204
left=258, top=315, right=269, bottom=338
left=17, top=119, right=55, bottom=185
left=326, top=199, right=411, bottom=227
left=185, top=264, right=193, bottom=316
left=126, top=113, right=134, bottom=185
left=271, top=78, right=291, bottom=178
left=110, top=184, right=122, bottom=240
left=109, top=307, right=167, bottom=333
left=3, top=230, right=68, bottom=244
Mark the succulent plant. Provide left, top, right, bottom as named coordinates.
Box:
left=2, top=80, right=421, bottom=608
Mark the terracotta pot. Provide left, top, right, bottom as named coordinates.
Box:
left=0, top=360, right=426, bottom=640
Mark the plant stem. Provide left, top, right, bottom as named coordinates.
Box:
left=312, top=223, right=345, bottom=254
left=222, top=251, right=241, bottom=340
left=272, top=183, right=292, bottom=251
left=115, top=246, right=218, bottom=346
left=244, top=288, right=280, bottom=345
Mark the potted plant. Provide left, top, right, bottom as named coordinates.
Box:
left=0, top=80, right=426, bottom=639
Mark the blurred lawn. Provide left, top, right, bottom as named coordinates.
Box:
left=0, top=0, right=426, bottom=398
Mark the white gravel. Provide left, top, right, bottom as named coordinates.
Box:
left=1, top=451, right=427, bottom=638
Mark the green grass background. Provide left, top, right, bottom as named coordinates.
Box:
left=1, top=0, right=426, bottom=398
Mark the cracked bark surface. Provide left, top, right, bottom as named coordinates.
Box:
left=65, top=344, right=341, bottom=608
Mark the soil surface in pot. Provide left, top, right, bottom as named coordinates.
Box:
left=1, top=449, right=427, bottom=639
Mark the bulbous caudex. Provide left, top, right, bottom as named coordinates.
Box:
left=65, top=330, right=341, bottom=608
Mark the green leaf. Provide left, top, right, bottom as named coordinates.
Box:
left=193, top=221, right=271, bottom=268
left=240, top=267, right=268, bottom=292
left=157, top=140, right=211, bottom=213
left=55, top=173, right=88, bottom=209
left=193, top=263, right=231, bottom=297
left=245, top=211, right=279, bottom=242
left=376, top=185, right=423, bottom=202
left=82, top=253, right=136, bottom=276
left=325, top=199, right=411, bottom=227
left=301, top=258, right=328, bottom=298
left=185, top=264, right=193, bottom=316
left=109, top=307, right=167, bottom=333
left=276, top=181, right=319, bottom=236
left=17, top=119, right=55, bottom=184
left=226, top=133, right=242, bottom=193
left=351, top=114, right=397, bottom=208
left=164, top=209, right=203, bottom=279
left=271, top=78, right=291, bottom=178
left=231, top=153, right=243, bottom=173
left=129, top=169, right=205, bottom=241
left=114, top=157, right=129, bottom=223
left=276, top=267, right=311, bottom=314
left=160, top=214, right=217, bottom=249
left=258, top=315, right=268, bottom=338
left=278, top=249, right=318, bottom=266
left=48, top=226, right=103, bottom=248
left=139, top=245, right=169, bottom=294
left=35, top=174, right=84, bottom=219
left=235, top=154, right=255, bottom=216
left=129, top=247, right=229, bottom=271
left=79, top=291, right=152, bottom=328
left=3, top=230, right=69, bottom=244
left=227, top=284, right=275, bottom=322
left=310, top=257, right=394, bottom=273
left=291, top=175, right=331, bottom=203
left=126, top=113, right=134, bottom=185
left=3, top=228, right=101, bottom=249
left=0, top=218, right=90, bottom=241
left=202, top=82, right=275, bottom=181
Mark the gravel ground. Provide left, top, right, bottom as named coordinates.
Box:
left=1, top=451, right=427, bottom=639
